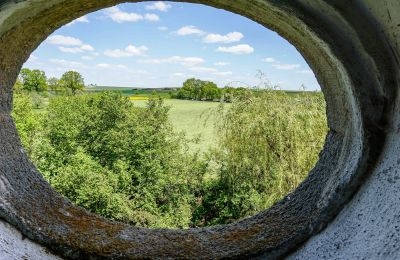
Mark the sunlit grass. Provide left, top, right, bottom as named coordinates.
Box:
left=133, top=99, right=224, bottom=153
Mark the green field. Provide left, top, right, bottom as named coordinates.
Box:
left=133, top=99, right=224, bottom=153
left=87, top=86, right=177, bottom=98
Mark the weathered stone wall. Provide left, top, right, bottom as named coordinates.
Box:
left=0, top=0, right=398, bottom=259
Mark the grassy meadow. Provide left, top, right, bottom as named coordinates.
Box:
left=133, top=99, right=224, bottom=153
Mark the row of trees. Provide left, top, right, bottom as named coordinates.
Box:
left=12, top=89, right=327, bottom=228
left=174, top=78, right=221, bottom=101
left=173, top=78, right=261, bottom=102
left=15, top=68, right=85, bottom=95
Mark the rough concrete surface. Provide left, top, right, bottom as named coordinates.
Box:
left=0, top=0, right=399, bottom=259
left=0, top=220, right=60, bottom=260
left=289, top=110, right=400, bottom=259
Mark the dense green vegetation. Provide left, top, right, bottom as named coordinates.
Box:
left=192, top=90, right=326, bottom=225
left=16, top=68, right=85, bottom=96
left=14, top=92, right=203, bottom=227
left=172, top=78, right=251, bottom=102
left=174, top=78, right=221, bottom=101
left=13, top=87, right=327, bottom=228
left=59, top=70, right=85, bottom=95
left=12, top=68, right=327, bottom=228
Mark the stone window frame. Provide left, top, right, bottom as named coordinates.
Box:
left=0, top=1, right=396, bottom=258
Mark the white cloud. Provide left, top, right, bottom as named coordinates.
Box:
left=116, top=64, right=128, bottom=69
left=216, top=44, right=254, bottom=55
left=104, top=7, right=159, bottom=23
left=80, top=44, right=94, bottom=51
left=272, top=63, right=301, bottom=70
left=47, top=35, right=95, bottom=54
left=59, top=44, right=94, bottom=53
left=105, top=6, right=143, bottom=23
left=59, top=47, right=83, bottom=53
left=263, top=57, right=275, bottom=63
left=145, top=1, right=171, bottom=12
left=139, top=56, right=205, bottom=66
left=176, top=25, right=205, bottom=36
left=214, top=62, right=230, bottom=66
left=133, top=69, right=149, bottom=75
left=97, top=63, right=111, bottom=68
left=49, top=59, right=87, bottom=70
left=203, top=32, right=243, bottom=43
left=144, top=13, right=160, bottom=22
left=158, top=26, right=168, bottom=31
left=104, top=45, right=148, bottom=57
left=213, top=71, right=233, bottom=77
left=171, top=72, right=186, bottom=77
left=76, top=16, right=89, bottom=23
left=264, top=57, right=305, bottom=71
left=46, top=35, right=82, bottom=46
left=66, top=16, right=89, bottom=26
left=189, top=67, right=218, bottom=73
left=81, top=56, right=94, bottom=61
left=297, top=69, right=314, bottom=75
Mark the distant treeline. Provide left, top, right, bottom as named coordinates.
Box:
left=86, top=80, right=251, bottom=102
left=15, top=68, right=85, bottom=95
left=171, top=78, right=252, bottom=102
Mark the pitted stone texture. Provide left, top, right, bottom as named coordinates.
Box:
left=289, top=2, right=400, bottom=259
left=0, top=219, right=60, bottom=260
left=289, top=124, right=400, bottom=259
left=0, top=0, right=399, bottom=259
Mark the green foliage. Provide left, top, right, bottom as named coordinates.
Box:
left=60, top=70, right=85, bottom=95
left=175, top=78, right=265, bottom=103
left=221, top=87, right=251, bottom=102
left=11, top=93, right=43, bottom=154
left=176, top=78, right=222, bottom=101
left=13, top=78, right=23, bottom=93
left=15, top=91, right=202, bottom=227
left=52, top=149, right=133, bottom=221
left=13, top=89, right=327, bottom=229
left=47, top=77, right=61, bottom=92
left=191, top=90, right=327, bottom=226
left=19, top=68, right=47, bottom=92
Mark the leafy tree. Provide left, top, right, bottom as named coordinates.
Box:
left=47, top=77, right=61, bottom=92
left=15, top=92, right=204, bottom=228
left=176, top=78, right=221, bottom=101
left=200, top=81, right=221, bottom=101
left=11, top=93, right=43, bottom=154
left=20, top=68, right=47, bottom=92
left=51, top=149, right=133, bottom=221
left=192, top=90, right=327, bottom=226
left=60, top=70, right=85, bottom=95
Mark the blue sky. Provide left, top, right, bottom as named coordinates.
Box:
left=23, top=1, right=320, bottom=90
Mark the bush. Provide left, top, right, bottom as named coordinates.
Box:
left=192, top=90, right=327, bottom=226
left=14, top=92, right=204, bottom=227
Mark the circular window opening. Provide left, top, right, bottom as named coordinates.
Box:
left=0, top=0, right=384, bottom=258
left=13, top=2, right=327, bottom=229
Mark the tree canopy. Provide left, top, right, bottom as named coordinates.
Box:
left=19, top=68, right=47, bottom=92
left=60, top=70, right=85, bottom=95
left=47, top=77, right=61, bottom=91
left=176, top=78, right=222, bottom=101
